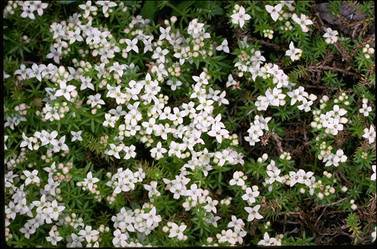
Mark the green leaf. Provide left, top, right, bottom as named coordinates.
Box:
left=141, top=1, right=158, bottom=20
left=173, top=0, right=195, bottom=16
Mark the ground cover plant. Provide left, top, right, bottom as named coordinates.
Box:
left=3, top=0, right=376, bottom=247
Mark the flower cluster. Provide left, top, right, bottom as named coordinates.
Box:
left=362, top=44, right=375, bottom=59
left=163, top=222, right=188, bottom=241
left=106, top=168, right=145, bottom=202
left=112, top=203, right=161, bottom=243
left=4, top=0, right=376, bottom=247
left=244, top=115, right=272, bottom=146
left=4, top=1, right=48, bottom=19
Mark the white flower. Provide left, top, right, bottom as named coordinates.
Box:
left=96, top=1, right=117, bottom=15
left=265, top=87, right=286, bottom=106
left=291, top=13, right=313, bottom=33
left=14, top=64, right=28, bottom=80
left=334, top=149, right=347, bottom=165
left=46, top=225, right=63, bottom=246
left=80, top=76, right=95, bottom=91
left=192, top=72, right=209, bottom=85
left=21, top=5, right=35, bottom=20
left=79, top=1, right=98, bottom=19
left=78, top=225, right=100, bottom=243
left=168, top=222, right=187, bottom=241
left=228, top=215, right=245, bottom=231
left=257, top=232, right=281, bottom=246
left=285, top=42, right=302, bottom=61
left=323, top=27, right=339, bottom=44
left=266, top=160, right=283, bottom=184
left=325, top=149, right=347, bottom=167
left=231, top=5, right=251, bottom=28
left=4, top=71, right=10, bottom=79
left=226, top=74, right=238, bottom=88
left=112, top=229, right=128, bottom=247
left=125, top=38, right=139, bottom=53
left=187, top=19, right=205, bottom=38
left=20, top=133, right=36, bottom=150
left=23, top=170, right=40, bottom=186
left=82, top=172, right=100, bottom=191
left=287, top=86, right=307, bottom=105
left=216, top=39, right=230, bottom=53
left=123, top=145, right=136, bottom=159
left=297, top=98, right=314, bottom=112
left=208, top=116, right=229, bottom=143
left=71, top=131, right=83, bottom=142
left=67, top=26, right=83, bottom=44
left=142, top=207, right=162, bottom=228
left=51, top=136, right=69, bottom=152
left=244, top=125, right=263, bottom=146
left=54, top=82, right=77, bottom=102
left=372, top=226, right=376, bottom=242
left=67, top=233, right=84, bottom=247
left=159, top=26, right=171, bottom=41
left=46, top=200, right=65, bottom=222
left=359, top=98, right=372, bottom=117
left=363, top=125, right=376, bottom=144
left=229, top=171, right=246, bottom=187
left=34, top=1, right=48, bottom=16
left=106, top=144, right=123, bottom=159
left=87, top=94, right=106, bottom=108
left=46, top=46, right=62, bottom=64
left=152, top=47, right=169, bottom=63
left=258, top=232, right=272, bottom=245
left=166, top=79, right=183, bottom=91
left=5, top=201, right=17, bottom=220
left=109, top=62, right=128, bottom=77
left=244, top=205, right=263, bottom=221
left=150, top=142, right=167, bottom=160
left=241, top=186, right=260, bottom=205
left=144, top=181, right=161, bottom=198
left=217, top=229, right=238, bottom=245
left=265, top=4, right=283, bottom=22
left=103, top=113, right=118, bottom=128
left=4, top=135, right=8, bottom=150
left=371, top=165, right=376, bottom=181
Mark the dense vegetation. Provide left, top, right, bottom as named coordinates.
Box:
left=3, top=0, right=376, bottom=246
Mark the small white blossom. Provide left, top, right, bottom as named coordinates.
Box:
left=244, top=205, right=263, bottom=221
left=231, top=5, right=251, bottom=28
left=216, top=39, right=230, bottom=53
left=285, top=42, right=302, bottom=61
left=265, top=4, right=283, bottom=22
left=291, top=13, right=313, bottom=32
left=323, top=27, right=339, bottom=44
left=71, top=131, right=83, bottom=142
left=363, top=125, right=376, bottom=144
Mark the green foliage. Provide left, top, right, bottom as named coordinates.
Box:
left=322, top=71, right=344, bottom=88
left=3, top=0, right=375, bottom=247
left=346, top=213, right=362, bottom=244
